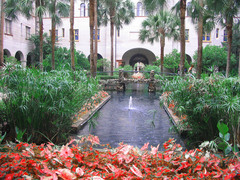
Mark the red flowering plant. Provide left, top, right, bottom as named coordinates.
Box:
left=0, top=135, right=239, bottom=179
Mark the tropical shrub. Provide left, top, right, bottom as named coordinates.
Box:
left=154, top=49, right=190, bottom=73
left=161, top=74, right=240, bottom=147
left=97, top=58, right=110, bottom=72
left=43, top=47, right=90, bottom=71
left=144, top=65, right=160, bottom=79
left=0, top=64, right=99, bottom=144
left=0, top=135, right=239, bottom=179
left=193, top=45, right=237, bottom=75
left=28, top=33, right=52, bottom=66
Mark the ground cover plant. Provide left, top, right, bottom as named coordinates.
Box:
left=0, top=64, right=100, bottom=144
left=160, top=74, right=240, bottom=150
left=0, top=135, right=239, bottom=179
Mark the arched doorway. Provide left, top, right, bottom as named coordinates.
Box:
left=15, top=51, right=24, bottom=62
left=27, top=53, right=33, bottom=67
left=87, top=53, right=103, bottom=60
left=186, top=54, right=192, bottom=65
left=3, top=49, right=11, bottom=63
left=122, top=48, right=156, bottom=67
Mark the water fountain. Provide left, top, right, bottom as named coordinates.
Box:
left=77, top=90, right=185, bottom=150
left=128, top=96, right=133, bottom=110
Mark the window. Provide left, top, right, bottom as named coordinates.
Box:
left=80, top=3, right=86, bottom=17
left=74, top=29, right=79, bottom=41
left=187, top=2, right=191, bottom=16
left=93, top=29, right=100, bottom=40
left=55, top=30, right=58, bottom=41
left=26, top=26, right=31, bottom=39
left=185, top=29, right=189, bottom=41
left=203, top=32, right=211, bottom=42
left=137, top=2, right=143, bottom=16
left=223, top=30, right=227, bottom=42
left=62, top=28, right=65, bottom=37
left=5, top=19, right=12, bottom=35
left=117, top=29, right=120, bottom=37
left=216, top=28, right=219, bottom=39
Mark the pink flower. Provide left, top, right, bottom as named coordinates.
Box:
left=76, top=167, right=84, bottom=177
left=56, top=169, right=76, bottom=180
left=60, top=145, right=74, bottom=159
left=141, top=142, right=149, bottom=151
left=130, top=165, right=143, bottom=178
left=87, top=135, right=100, bottom=145
left=151, top=144, right=159, bottom=155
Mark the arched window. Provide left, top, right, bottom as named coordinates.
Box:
left=80, top=3, right=86, bottom=17
left=137, top=2, right=143, bottom=16
left=187, top=2, right=191, bottom=16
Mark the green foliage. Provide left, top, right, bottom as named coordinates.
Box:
left=0, top=64, right=100, bottom=144
left=143, top=65, right=160, bottom=79
left=154, top=49, right=190, bottom=73
left=193, top=45, right=237, bottom=75
left=28, top=33, right=52, bottom=66
left=44, top=47, right=90, bottom=71
left=161, top=74, right=240, bottom=146
left=97, top=58, right=110, bottom=71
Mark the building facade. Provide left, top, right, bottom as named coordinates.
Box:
left=2, top=0, right=231, bottom=69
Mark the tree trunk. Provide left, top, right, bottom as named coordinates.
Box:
left=94, top=0, right=98, bottom=76
left=160, top=30, right=165, bottom=74
left=110, top=7, right=115, bottom=76
left=89, top=0, right=94, bottom=76
left=0, top=0, right=4, bottom=67
left=51, top=0, right=56, bottom=70
left=196, top=0, right=203, bottom=79
left=238, top=47, right=240, bottom=77
left=70, top=0, right=75, bottom=71
left=39, top=19, right=44, bottom=71
left=226, top=17, right=233, bottom=78
left=180, top=0, right=186, bottom=76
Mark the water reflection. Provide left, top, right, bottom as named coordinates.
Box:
left=76, top=84, right=185, bottom=150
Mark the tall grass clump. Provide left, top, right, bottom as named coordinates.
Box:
left=0, top=64, right=99, bottom=144
left=161, top=74, right=240, bottom=147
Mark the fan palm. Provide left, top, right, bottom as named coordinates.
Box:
left=70, top=0, right=75, bottom=71
left=48, top=0, right=69, bottom=70
left=187, top=0, right=215, bottom=78
left=139, top=11, right=180, bottom=73
left=206, top=0, right=240, bottom=77
left=98, top=0, right=134, bottom=75
left=4, top=0, right=48, bottom=71
left=0, top=0, right=4, bottom=67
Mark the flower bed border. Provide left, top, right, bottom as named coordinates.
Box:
left=160, top=95, right=191, bottom=134
left=71, top=95, right=111, bottom=133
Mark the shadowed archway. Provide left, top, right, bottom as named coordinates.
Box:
left=3, top=49, right=11, bottom=63
left=122, top=48, right=156, bottom=67
left=15, top=51, right=24, bottom=62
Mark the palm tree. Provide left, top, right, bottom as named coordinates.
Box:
left=188, top=0, right=215, bottom=78
left=89, top=0, right=95, bottom=76
left=70, top=0, right=75, bottom=71
left=48, top=0, right=69, bottom=70
left=94, top=0, right=98, bottom=75
left=143, top=0, right=187, bottom=76
left=206, top=0, right=240, bottom=77
left=139, top=11, right=180, bottom=73
left=5, top=0, right=48, bottom=71
left=99, top=0, right=134, bottom=75
left=0, top=0, right=4, bottom=67
left=179, top=0, right=186, bottom=76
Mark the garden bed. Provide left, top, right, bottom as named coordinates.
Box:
left=160, top=92, right=191, bottom=134
left=0, top=135, right=239, bottom=179
left=71, top=91, right=111, bottom=132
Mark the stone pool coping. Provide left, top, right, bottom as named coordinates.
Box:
left=160, top=96, right=190, bottom=134
left=71, top=95, right=111, bottom=133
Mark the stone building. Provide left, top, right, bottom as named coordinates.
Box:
left=2, top=0, right=234, bottom=68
